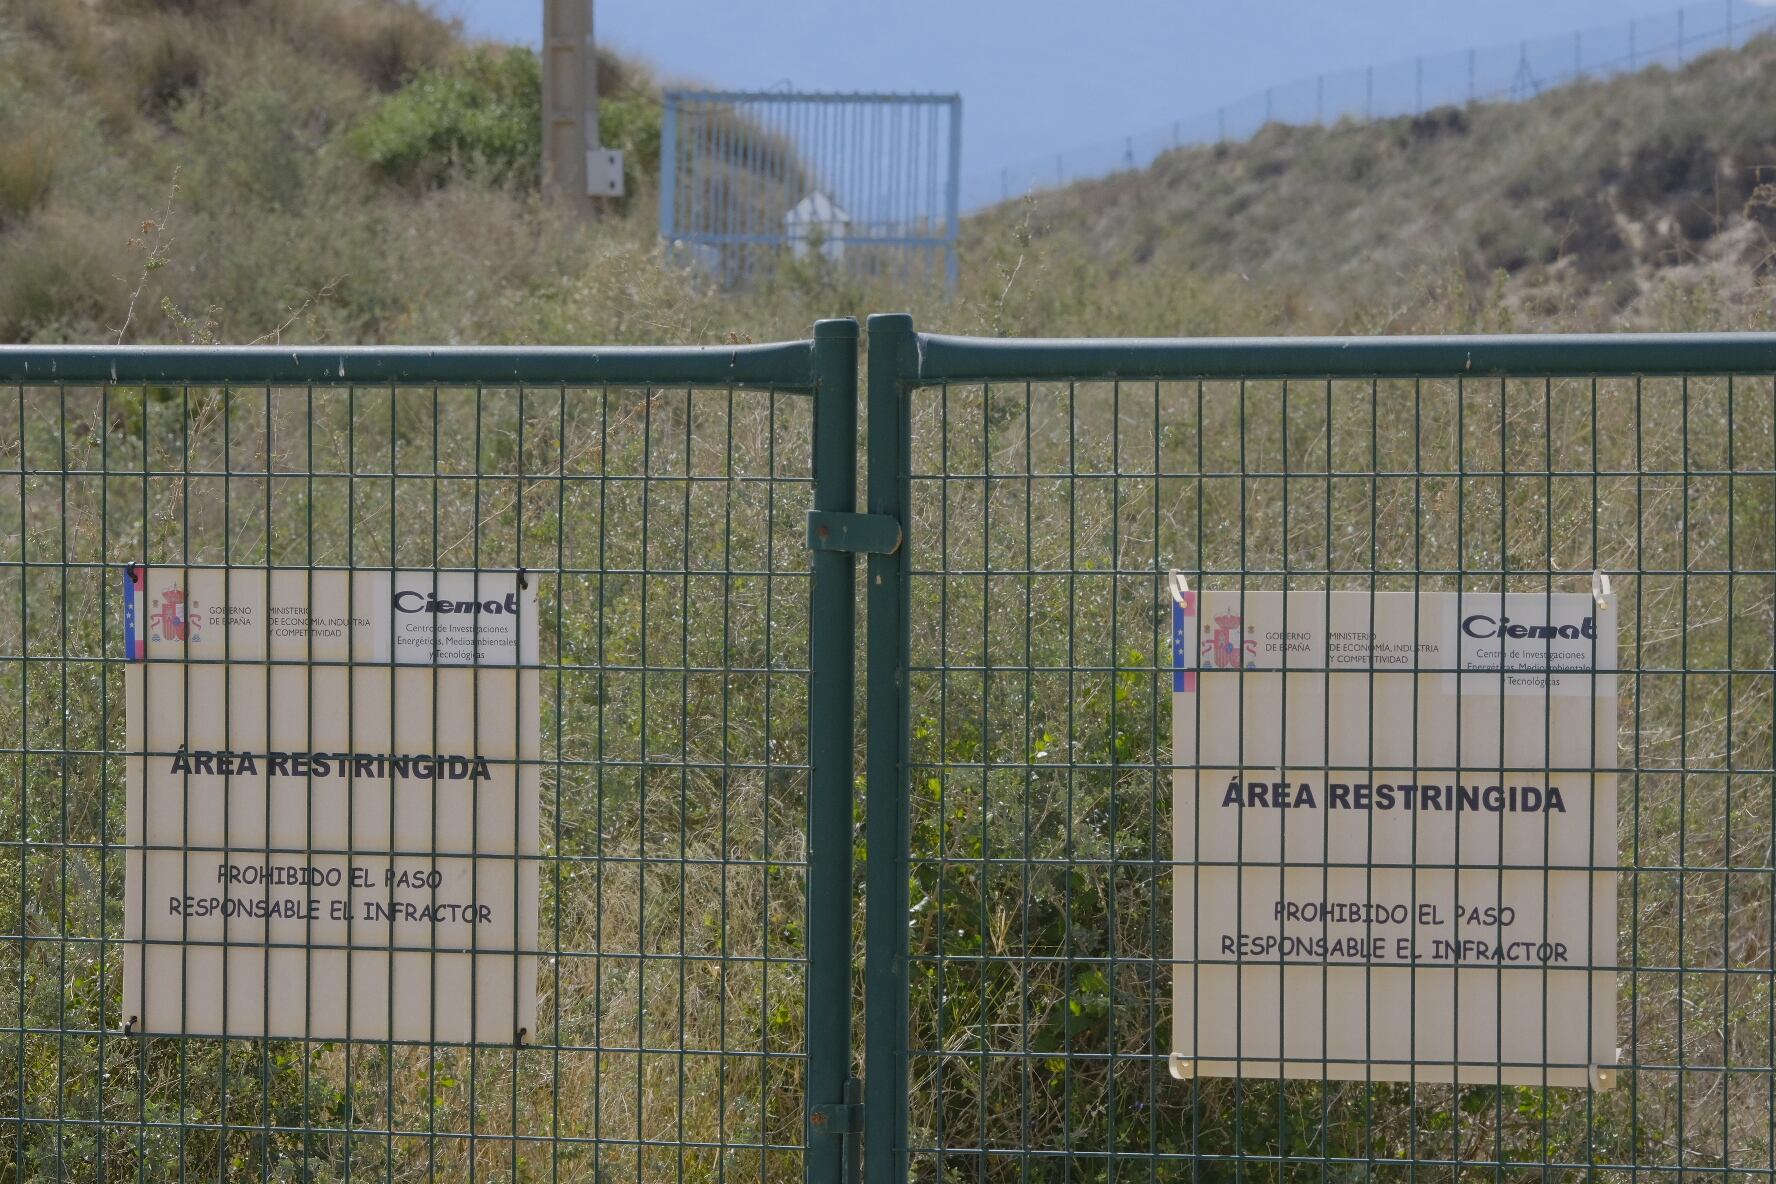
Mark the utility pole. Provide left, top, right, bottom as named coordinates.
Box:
left=543, top=0, right=624, bottom=211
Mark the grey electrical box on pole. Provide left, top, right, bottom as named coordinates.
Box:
left=542, top=0, right=624, bottom=207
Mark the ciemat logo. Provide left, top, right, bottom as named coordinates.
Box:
left=1461, top=613, right=1596, bottom=641
left=393, top=590, right=520, bottom=616
left=1201, top=612, right=1258, bottom=669
left=148, top=585, right=200, bottom=643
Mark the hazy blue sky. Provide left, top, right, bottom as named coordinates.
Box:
left=432, top=0, right=1765, bottom=193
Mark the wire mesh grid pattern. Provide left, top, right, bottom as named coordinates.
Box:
left=7, top=323, right=1776, bottom=1184
left=869, top=321, right=1776, bottom=1182
left=660, top=91, right=962, bottom=294
left=0, top=354, right=830, bottom=1182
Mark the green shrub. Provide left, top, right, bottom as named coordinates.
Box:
left=600, top=93, right=662, bottom=194
left=0, top=124, right=57, bottom=227
left=132, top=20, right=207, bottom=119
left=332, top=0, right=457, bottom=92
left=174, top=85, right=323, bottom=216
left=348, top=45, right=540, bottom=189
left=0, top=205, right=119, bottom=341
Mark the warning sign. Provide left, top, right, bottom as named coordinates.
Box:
left=123, top=567, right=539, bottom=1043
left=1171, top=583, right=1619, bottom=1087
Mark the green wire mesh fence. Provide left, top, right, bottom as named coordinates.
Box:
left=866, top=318, right=1776, bottom=1183
left=6, top=321, right=1776, bottom=1184
left=0, top=335, right=863, bottom=1184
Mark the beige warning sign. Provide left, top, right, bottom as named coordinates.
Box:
left=1171, top=583, right=1618, bottom=1087
left=123, top=567, right=539, bottom=1043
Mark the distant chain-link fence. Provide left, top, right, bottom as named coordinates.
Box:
left=661, top=92, right=961, bottom=294
left=969, top=0, right=1774, bottom=210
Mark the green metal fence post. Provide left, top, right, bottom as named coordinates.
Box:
left=863, top=313, right=917, bottom=1184
left=806, top=317, right=862, bottom=1184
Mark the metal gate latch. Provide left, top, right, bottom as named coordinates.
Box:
left=809, top=1101, right=864, bottom=1133
left=806, top=511, right=902, bottom=555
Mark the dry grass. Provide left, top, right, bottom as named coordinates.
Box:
left=0, top=380, right=817, bottom=1181
left=0, top=127, right=57, bottom=229
left=898, top=372, right=1775, bottom=1178
left=2, top=330, right=1771, bottom=1184
left=967, top=34, right=1776, bottom=333
left=1, top=1, right=1776, bottom=1181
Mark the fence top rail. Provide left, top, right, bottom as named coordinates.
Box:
left=666, top=88, right=960, bottom=107
left=901, top=327, right=1776, bottom=383
left=0, top=340, right=821, bottom=390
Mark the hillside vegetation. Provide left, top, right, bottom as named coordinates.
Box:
left=4, top=0, right=1775, bottom=347
left=1, top=6, right=1775, bottom=1183
left=0, top=0, right=676, bottom=345
left=971, top=31, right=1776, bottom=331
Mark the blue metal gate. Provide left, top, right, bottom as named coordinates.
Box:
left=659, top=91, right=961, bottom=294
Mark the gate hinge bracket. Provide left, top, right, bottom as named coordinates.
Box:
left=807, top=511, right=901, bottom=555
left=808, top=1101, right=864, bottom=1134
